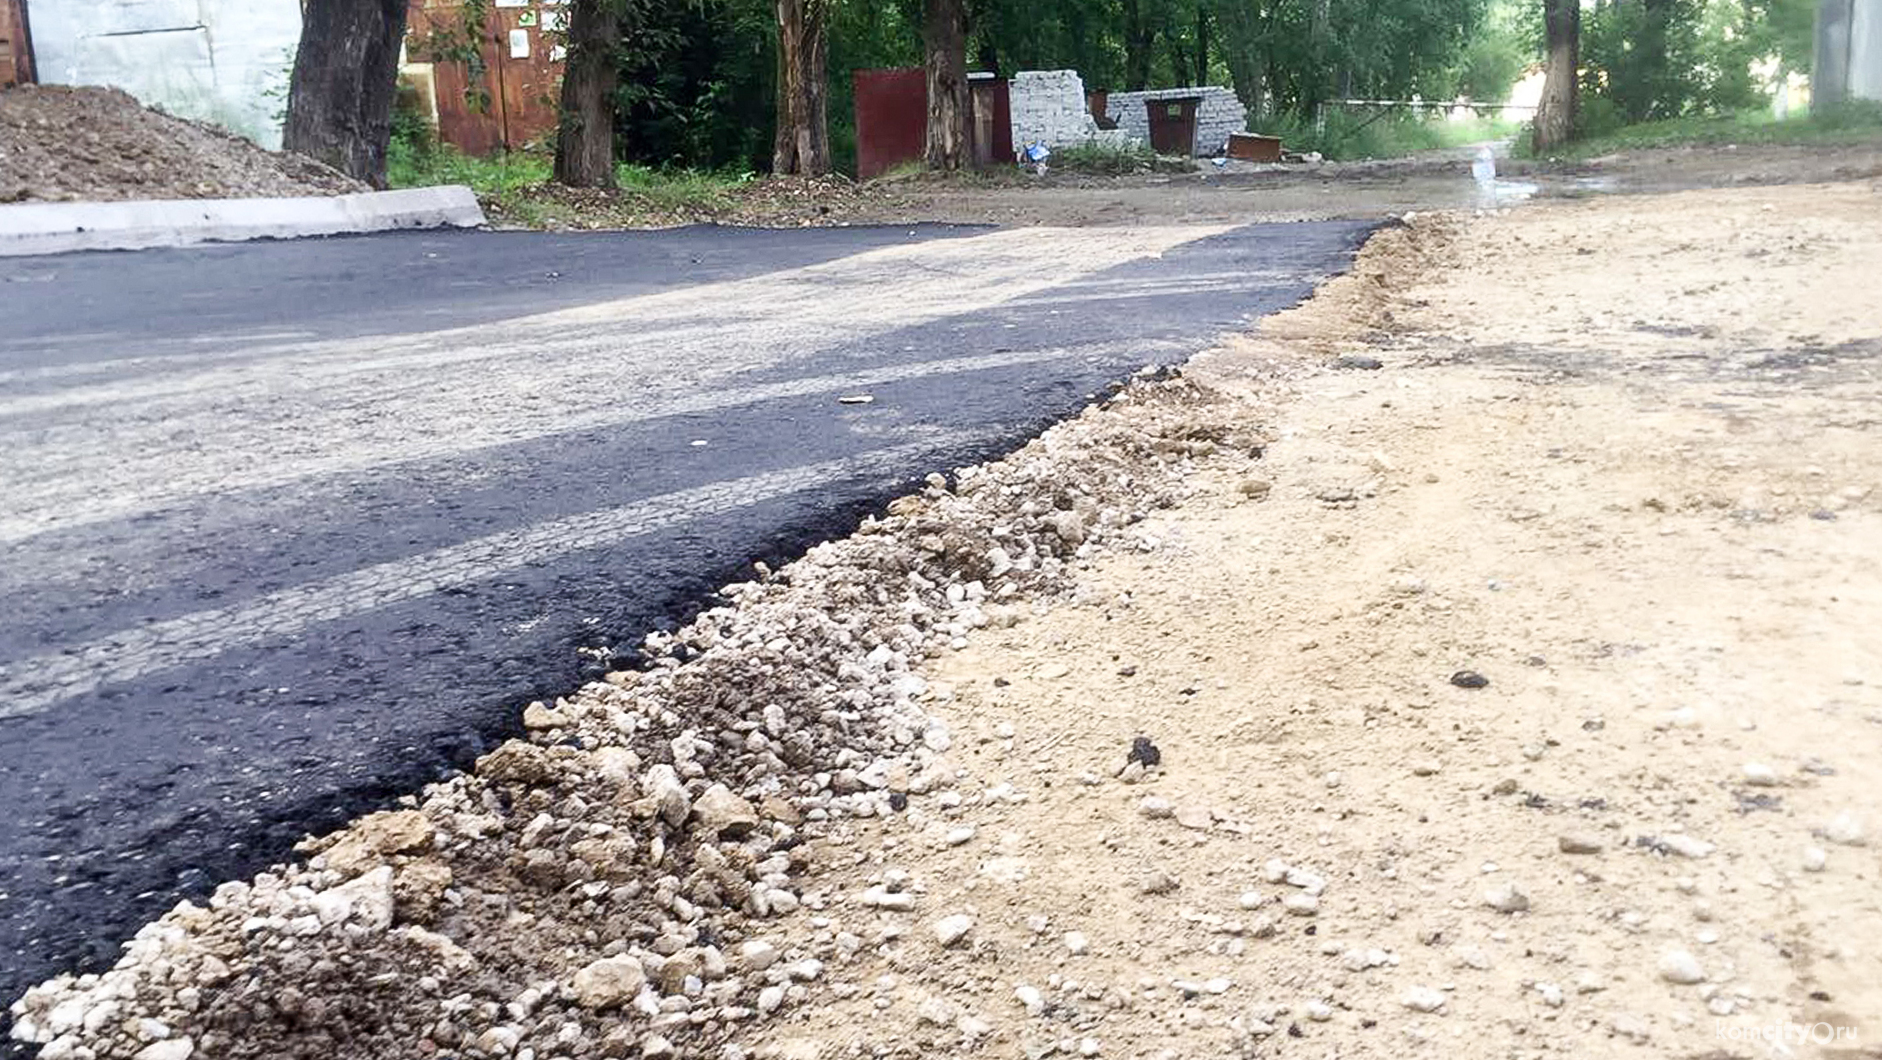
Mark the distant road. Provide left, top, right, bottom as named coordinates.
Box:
left=0, top=219, right=1371, bottom=1014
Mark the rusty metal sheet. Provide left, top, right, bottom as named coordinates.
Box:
left=408, top=0, right=562, bottom=156
left=1, top=0, right=37, bottom=87
left=853, top=66, right=927, bottom=181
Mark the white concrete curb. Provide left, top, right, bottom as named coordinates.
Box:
left=0, top=185, right=487, bottom=257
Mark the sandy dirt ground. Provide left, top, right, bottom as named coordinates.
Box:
left=806, top=141, right=1882, bottom=228
left=732, top=181, right=1882, bottom=1059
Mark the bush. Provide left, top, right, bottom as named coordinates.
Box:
left=1047, top=140, right=1167, bottom=174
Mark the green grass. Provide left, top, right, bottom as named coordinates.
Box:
left=388, top=135, right=753, bottom=224
left=1512, top=101, right=1882, bottom=160
left=1254, top=110, right=1520, bottom=162
left=1048, top=140, right=1170, bottom=174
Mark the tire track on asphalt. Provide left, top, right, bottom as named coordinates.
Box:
left=0, top=226, right=1228, bottom=544
left=0, top=432, right=976, bottom=721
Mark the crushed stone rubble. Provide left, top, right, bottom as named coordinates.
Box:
left=8, top=375, right=1273, bottom=1060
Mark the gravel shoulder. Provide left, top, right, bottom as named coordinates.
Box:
left=12, top=179, right=1882, bottom=1060
left=0, top=85, right=362, bottom=202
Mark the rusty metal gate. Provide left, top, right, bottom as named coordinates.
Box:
left=407, top=0, right=564, bottom=156
left=1, top=0, right=35, bottom=87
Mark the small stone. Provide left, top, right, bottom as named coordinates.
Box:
left=1610, top=1012, right=1651, bottom=1042
left=1453, top=945, right=1492, bottom=971
left=1141, top=871, right=1179, bottom=895
left=690, top=784, right=759, bottom=838
left=1658, top=950, right=1705, bottom=985
left=1411, top=760, right=1441, bottom=776
left=739, top=939, right=781, bottom=972
left=1559, top=833, right=1604, bottom=855
left=1128, top=736, right=1162, bottom=766
left=1401, top=987, right=1447, bottom=1013
left=1450, top=671, right=1490, bottom=689
left=958, top=1015, right=993, bottom=1038
left=757, top=985, right=786, bottom=1015
left=1824, top=811, right=1868, bottom=847
left=571, top=955, right=649, bottom=1010
left=1707, top=996, right=1736, bottom=1017
left=1483, top=881, right=1530, bottom=914
left=915, top=997, right=962, bottom=1026
left=1282, top=893, right=1319, bottom=916
left=643, top=764, right=691, bottom=827
left=934, top=914, right=975, bottom=948
left=1064, top=931, right=1090, bottom=955
left=1574, top=971, right=1605, bottom=994
left=1803, top=846, right=1828, bottom=872
left=1536, top=982, right=1565, bottom=1008
left=1660, top=834, right=1715, bottom=859
left=861, top=885, right=917, bottom=911
left=1334, top=354, right=1384, bottom=371
left=642, top=1034, right=676, bottom=1059
left=1238, top=478, right=1273, bottom=499
left=1138, top=797, right=1175, bottom=819
left=1238, top=890, right=1265, bottom=909
left=1039, top=663, right=1071, bottom=680
left=1174, top=806, right=1214, bottom=830
left=1015, top=984, right=1045, bottom=1016
left=1305, top=1000, right=1333, bottom=1021
left=1741, top=762, right=1780, bottom=787
left=132, top=1042, right=195, bottom=1060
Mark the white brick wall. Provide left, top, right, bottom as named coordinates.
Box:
left=1104, top=87, right=1247, bottom=157
left=1007, top=69, right=1138, bottom=155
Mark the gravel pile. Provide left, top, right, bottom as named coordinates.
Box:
left=9, top=374, right=1265, bottom=1060
left=0, top=85, right=363, bottom=203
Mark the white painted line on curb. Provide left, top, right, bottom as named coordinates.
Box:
left=0, top=432, right=975, bottom=721
left=0, top=186, right=486, bottom=258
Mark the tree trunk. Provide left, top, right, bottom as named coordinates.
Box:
left=923, top=0, right=970, bottom=170
left=1194, top=3, right=1210, bottom=87
left=772, top=0, right=831, bottom=176
left=554, top=0, right=621, bottom=188
left=1123, top=0, right=1153, bottom=90
left=1213, top=0, right=1266, bottom=118
left=1533, top=0, right=1579, bottom=152
left=284, top=0, right=409, bottom=188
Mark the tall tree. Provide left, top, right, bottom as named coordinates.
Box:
left=284, top=0, right=409, bottom=187
left=1533, top=0, right=1580, bottom=151
left=774, top=0, right=832, bottom=174
left=555, top=0, right=623, bottom=187
left=924, top=0, right=970, bottom=169
left=1122, top=0, right=1155, bottom=89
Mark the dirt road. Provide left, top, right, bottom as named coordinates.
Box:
left=12, top=178, right=1881, bottom=1060
left=736, top=181, right=1882, bottom=1058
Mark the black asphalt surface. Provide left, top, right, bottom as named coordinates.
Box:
left=0, top=220, right=1372, bottom=1026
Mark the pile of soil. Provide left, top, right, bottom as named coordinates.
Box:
left=0, top=84, right=364, bottom=204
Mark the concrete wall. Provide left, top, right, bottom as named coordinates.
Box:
left=1007, top=69, right=1136, bottom=154
left=1104, top=86, right=1246, bottom=156
left=1816, top=0, right=1882, bottom=106
left=28, top=0, right=300, bottom=148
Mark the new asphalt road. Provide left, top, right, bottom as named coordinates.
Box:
left=0, top=219, right=1371, bottom=1018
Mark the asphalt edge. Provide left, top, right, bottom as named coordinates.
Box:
left=0, top=186, right=487, bottom=257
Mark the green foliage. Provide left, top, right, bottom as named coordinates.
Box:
left=1575, top=0, right=1818, bottom=136
left=410, top=0, right=494, bottom=114
left=1049, top=140, right=1168, bottom=173
left=1512, top=103, right=1882, bottom=160
left=1257, top=108, right=1517, bottom=160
